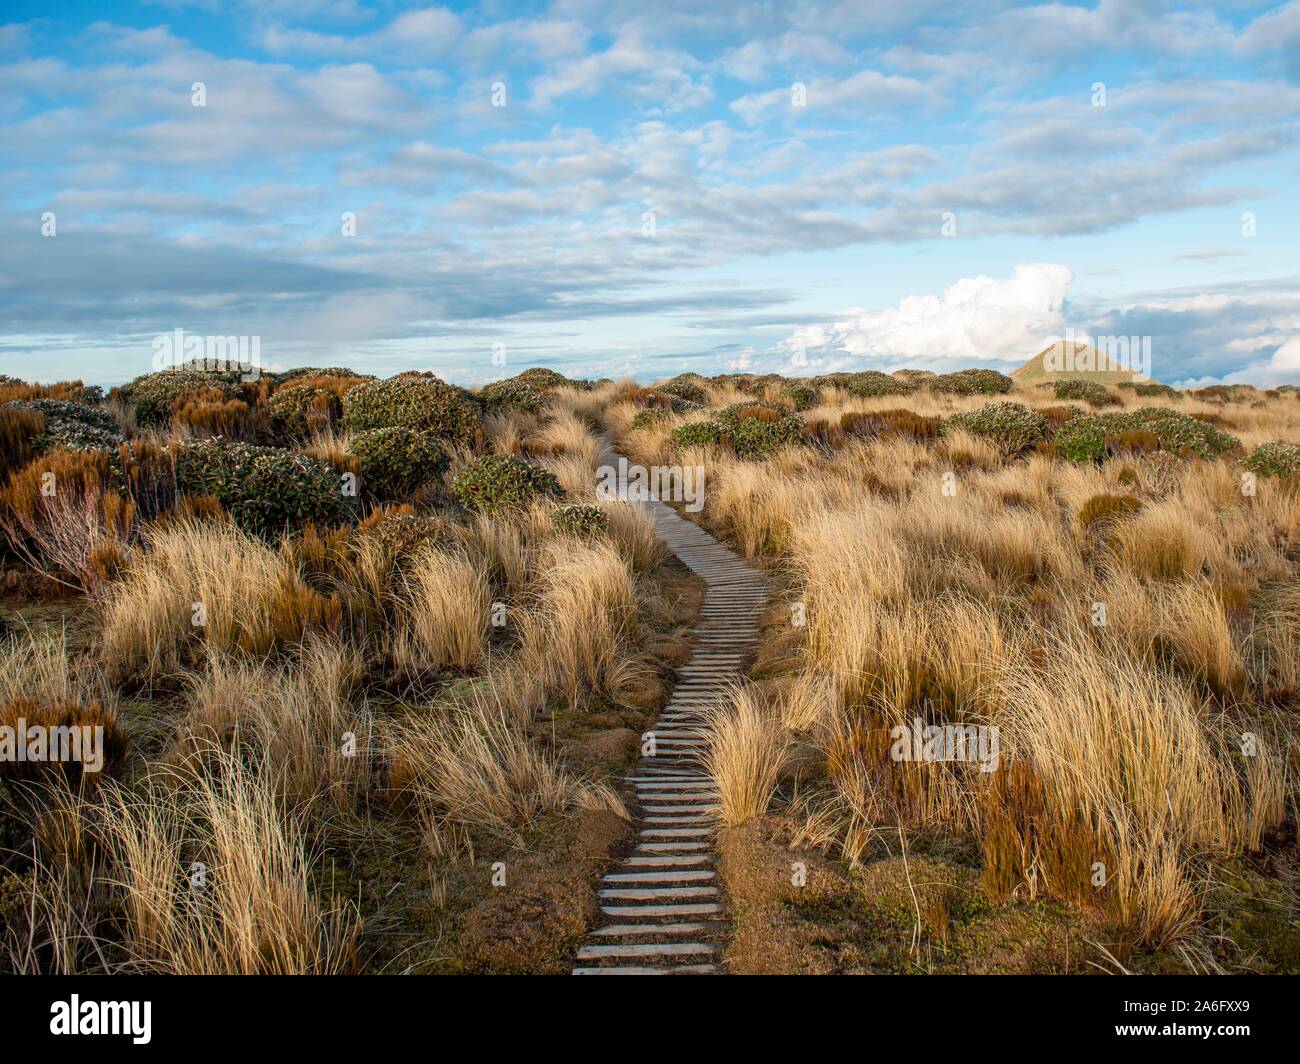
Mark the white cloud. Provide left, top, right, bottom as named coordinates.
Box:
left=782, top=263, right=1072, bottom=371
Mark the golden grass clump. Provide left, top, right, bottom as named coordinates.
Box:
left=703, top=683, right=792, bottom=826
left=171, top=638, right=370, bottom=809
left=98, top=753, right=359, bottom=973
left=389, top=545, right=492, bottom=676
left=384, top=696, right=622, bottom=844
left=99, top=519, right=340, bottom=683
left=519, top=539, right=646, bottom=706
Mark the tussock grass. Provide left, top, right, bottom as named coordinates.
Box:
left=172, top=638, right=370, bottom=809
left=99, top=519, right=339, bottom=684
left=384, top=695, right=624, bottom=844
left=99, top=753, right=359, bottom=973
left=703, top=683, right=792, bottom=826
left=519, top=539, right=647, bottom=706
left=390, top=545, right=491, bottom=675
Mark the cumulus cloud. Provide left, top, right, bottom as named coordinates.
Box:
left=781, top=264, right=1072, bottom=372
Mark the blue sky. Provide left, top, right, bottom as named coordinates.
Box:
left=1, top=0, right=1298, bottom=387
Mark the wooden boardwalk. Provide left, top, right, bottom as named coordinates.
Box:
left=573, top=487, right=768, bottom=975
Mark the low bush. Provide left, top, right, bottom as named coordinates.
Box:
left=1054, top=408, right=1240, bottom=463
left=669, top=420, right=724, bottom=451
left=780, top=384, right=819, bottom=410
left=357, top=509, right=449, bottom=558
left=4, top=399, right=123, bottom=455
left=658, top=379, right=708, bottom=405
left=478, top=379, right=545, bottom=413
left=844, top=371, right=916, bottom=399
left=451, top=455, right=561, bottom=516
left=120, top=368, right=245, bottom=427
left=553, top=504, right=610, bottom=538
left=630, top=407, right=673, bottom=430
left=175, top=439, right=350, bottom=536
left=513, top=367, right=572, bottom=393
left=1135, top=382, right=1179, bottom=399
left=928, top=369, right=1013, bottom=395
left=714, top=404, right=804, bottom=459
left=1053, top=379, right=1120, bottom=407
left=268, top=376, right=364, bottom=439
left=341, top=377, right=480, bottom=443
left=1244, top=441, right=1300, bottom=479
left=348, top=426, right=448, bottom=500
left=942, top=402, right=1049, bottom=456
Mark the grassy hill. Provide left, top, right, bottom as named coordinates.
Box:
left=1013, top=340, right=1157, bottom=386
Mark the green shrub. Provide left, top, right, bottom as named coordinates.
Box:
left=268, top=386, right=341, bottom=439
left=844, top=371, right=916, bottom=399
left=669, top=420, right=724, bottom=451
left=478, top=378, right=545, bottom=413
left=942, top=402, right=1049, bottom=456
left=349, top=427, right=448, bottom=500
left=1053, top=407, right=1239, bottom=463
left=552, top=504, right=610, bottom=538
left=630, top=407, right=673, bottom=430
left=1245, top=441, right=1300, bottom=479
left=1135, top=382, right=1179, bottom=399
left=1053, top=379, right=1119, bottom=407
left=341, top=377, right=480, bottom=442
left=716, top=404, right=804, bottom=459
left=513, top=367, right=572, bottom=393
left=743, top=374, right=786, bottom=398
left=451, top=454, right=560, bottom=516
left=780, top=384, right=819, bottom=410
left=358, top=510, right=449, bottom=557
left=275, top=366, right=363, bottom=382
left=659, top=379, right=708, bottom=405
left=728, top=415, right=802, bottom=459
left=4, top=399, right=124, bottom=455
left=928, top=369, right=1013, bottom=395
left=810, top=372, right=852, bottom=389
left=175, top=438, right=350, bottom=535
left=121, top=368, right=244, bottom=427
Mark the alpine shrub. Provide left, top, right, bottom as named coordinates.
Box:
left=175, top=438, right=350, bottom=535
left=942, top=402, right=1049, bottom=456
left=451, top=454, right=561, bottom=516
left=341, top=377, right=480, bottom=443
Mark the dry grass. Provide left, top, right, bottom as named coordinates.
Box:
left=518, top=539, right=647, bottom=707
left=389, top=544, right=491, bottom=676
left=384, top=695, right=624, bottom=845
left=98, top=519, right=340, bottom=683
left=703, top=684, right=793, bottom=826
left=98, top=753, right=359, bottom=973
left=171, top=638, right=370, bottom=809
